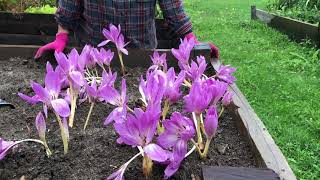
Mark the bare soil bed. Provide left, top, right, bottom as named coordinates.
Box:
left=0, top=57, right=256, bottom=179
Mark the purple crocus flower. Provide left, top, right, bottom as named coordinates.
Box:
left=158, top=112, right=195, bottom=149
left=204, top=106, right=218, bottom=139
left=150, top=51, right=167, bottom=71
left=0, top=138, right=16, bottom=160
left=18, top=71, right=70, bottom=118
left=78, top=45, right=95, bottom=69
left=91, top=48, right=114, bottom=68
left=84, top=78, right=98, bottom=102
left=216, top=65, right=236, bottom=84
left=164, top=68, right=185, bottom=104
left=222, top=91, right=233, bottom=106
left=114, top=108, right=158, bottom=147
left=183, top=80, right=212, bottom=114
left=35, top=112, right=46, bottom=140
left=100, top=79, right=127, bottom=125
left=186, top=56, right=207, bottom=81
left=156, top=112, right=195, bottom=179
left=139, top=70, right=167, bottom=113
left=98, top=24, right=129, bottom=55
left=171, top=37, right=195, bottom=69
left=55, top=50, right=85, bottom=90
left=204, top=78, right=228, bottom=105
left=100, top=70, right=117, bottom=89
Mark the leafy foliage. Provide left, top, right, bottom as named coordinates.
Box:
left=183, top=0, right=320, bottom=179
left=266, top=0, right=320, bottom=24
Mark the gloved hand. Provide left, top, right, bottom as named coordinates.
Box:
left=185, top=32, right=220, bottom=59
left=34, top=32, right=69, bottom=59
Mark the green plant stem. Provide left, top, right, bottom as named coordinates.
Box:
left=54, top=112, right=69, bottom=154
left=219, top=107, right=225, bottom=117
left=118, top=51, right=126, bottom=76
left=83, top=102, right=95, bottom=131
left=200, top=138, right=212, bottom=159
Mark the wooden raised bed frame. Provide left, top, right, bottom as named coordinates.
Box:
left=0, top=12, right=296, bottom=180
left=251, top=5, right=320, bottom=47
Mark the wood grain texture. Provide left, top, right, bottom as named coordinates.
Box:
left=211, top=60, right=296, bottom=180
left=202, top=166, right=279, bottom=180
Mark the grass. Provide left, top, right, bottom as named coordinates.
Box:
left=183, top=0, right=320, bottom=179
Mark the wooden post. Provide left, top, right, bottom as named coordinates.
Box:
left=251, top=5, right=257, bottom=20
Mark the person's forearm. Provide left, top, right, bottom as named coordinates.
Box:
left=58, top=25, right=69, bottom=34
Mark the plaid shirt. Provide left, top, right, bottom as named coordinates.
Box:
left=55, top=0, right=193, bottom=49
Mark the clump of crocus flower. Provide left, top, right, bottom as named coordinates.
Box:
left=98, top=24, right=129, bottom=75
left=4, top=26, right=237, bottom=179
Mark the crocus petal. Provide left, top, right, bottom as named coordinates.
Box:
left=0, top=138, right=17, bottom=160
left=18, top=93, right=39, bottom=104
left=222, top=91, right=233, bottom=106
left=99, top=86, right=120, bottom=106
left=45, top=71, right=61, bottom=96
left=51, top=99, right=70, bottom=118
left=144, top=143, right=168, bottom=163
left=54, top=52, right=70, bottom=73
left=31, top=82, right=50, bottom=102
left=69, top=71, right=85, bottom=87
left=204, top=106, right=218, bottom=138
left=35, top=112, right=46, bottom=140
left=46, top=62, right=54, bottom=73
left=104, top=107, right=126, bottom=126
left=98, top=40, right=111, bottom=47
left=107, top=165, right=127, bottom=180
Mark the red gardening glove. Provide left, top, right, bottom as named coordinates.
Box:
left=185, top=32, right=220, bottom=59
left=34, top=32, right=68, bottom=59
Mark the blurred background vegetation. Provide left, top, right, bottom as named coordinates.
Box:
left=266, top=0, right=320, bottom=24
left=0, top=0, right=56, bottom=14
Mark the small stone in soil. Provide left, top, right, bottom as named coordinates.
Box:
left=217, top=144, right=228, bottom=154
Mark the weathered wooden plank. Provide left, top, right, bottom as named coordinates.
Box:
left=251, top=6, right=320, bottom=47
left=0, top=44, right=211, bottom=68
left=211, top=60, right=296, bottom=180
left=202, top=166, right=279, bottom=180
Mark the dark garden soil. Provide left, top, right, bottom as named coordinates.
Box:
left=0, top=57, right=256, bottom=180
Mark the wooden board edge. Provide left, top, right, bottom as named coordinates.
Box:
left=211, top=60, right=297, bottom=180
left=251, top=5, right=319, bottom=47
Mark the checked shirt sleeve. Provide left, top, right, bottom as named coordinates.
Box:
left=55, top=0, right=83, bottom=31
left=158, top=0, right=193, bottom=37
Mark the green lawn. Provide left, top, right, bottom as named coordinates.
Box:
left=184, top=0, right=320, bottom=179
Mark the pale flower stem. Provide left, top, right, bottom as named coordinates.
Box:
left=219, top=107, right=225, bottom=117
left=16, top=139, right=52, bottom=156
left=196, top=114, right=204, bottom=150
left=118, top=51, right=126, bottom=76
left=83, top=102, right=95, bottom=131
left=68, top=86, right=77, bottom=128
left=185, top=145, right=196, bottom=158
left=200, top=138, right=212, bottom=159
left=190, top=139, right=202, bottom=155
left=41, top=138, right=52, bottom=156
left=94, top=67, right=99, bottom=77
left=54, top=112, right=69, bottom=155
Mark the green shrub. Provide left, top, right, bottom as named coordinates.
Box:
left=266, top=0, right=320, bottom=23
